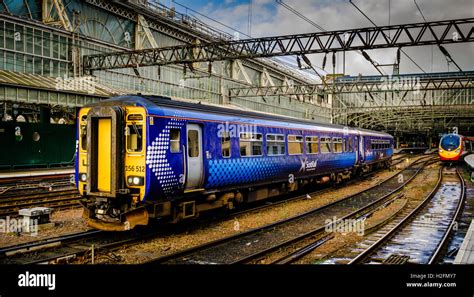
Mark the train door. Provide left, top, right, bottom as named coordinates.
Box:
left=86, top=106, right=124, bottom=197
left=96, top=118, right=112, bottom=192
left=185, top=124, right=203, bottom=190
left=354, top=136, right=359, bottom=164
left=359, top=135, right=365, bottom=163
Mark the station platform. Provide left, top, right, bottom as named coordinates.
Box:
left=465, top=154, right=474, bottom=171
left=454, top=220, right=474, bottom=264
left=0, top=167, right=74, bottom=180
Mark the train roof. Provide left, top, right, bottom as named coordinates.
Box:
left=89, top=95, right=393, bottom=138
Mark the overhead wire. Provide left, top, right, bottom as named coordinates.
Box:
left=276, top=0, right=385, bottom=75
left=413, top=0, right=463, bottom=72
left=349, top=0, right=426, bottom=73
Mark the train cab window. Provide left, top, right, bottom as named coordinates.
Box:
left=306, top=136, right=319, bottom=154
left=240, top=133, right=263, bottom=157
left=321, top=137, right=332, bottom=153
left=126, top=124, right=143, bottom=153
left=170, top=129, right=181, bottom=153
left=288, top=135, right=303, bottom=155
left=267, top=134, right=285, bottom=156
left=440, top=135, right=460, bottom=151
left=188, top=130, right=199, bottom=157
left=80, top=125, right=87, bottom=151
left=221, top=132, right=231, bottom=158
left=333, top=137, right=343, bottom=153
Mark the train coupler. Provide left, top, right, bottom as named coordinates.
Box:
left=85, top=207, right=149, bottom=231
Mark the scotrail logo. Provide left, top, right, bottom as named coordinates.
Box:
left=299, top=158, right=318, bottom=172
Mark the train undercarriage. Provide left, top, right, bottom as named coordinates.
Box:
left=81, top=158, right=391, bottom=231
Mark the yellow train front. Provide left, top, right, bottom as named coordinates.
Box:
left=439, top=134, right=464, bottom=162
left=76, top=98, right=149, bottom=231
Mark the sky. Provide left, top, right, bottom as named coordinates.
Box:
left=159, top=0, right=474, bottom=77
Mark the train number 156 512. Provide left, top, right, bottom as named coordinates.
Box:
left=125, top=165, right=145, bottom=172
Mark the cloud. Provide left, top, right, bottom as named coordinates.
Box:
left=176, top=0, right=474, bottom=76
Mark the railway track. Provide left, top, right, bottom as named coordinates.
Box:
left=440, top=168, right=474, bottom=263
left=0, top=173, right=73, bottom=195
left=0, top=155, right=426, bottom=265
left=0, top=226, right=168, bottom=264
left=143, top=157, right=435, bottom=264
left=0, top=172, right=81, bottom=217
left=227, top=155, right=409, bottom=218
left=0, top=189, right=81, bottom=217
left=345, top=166, right=465, bottom=265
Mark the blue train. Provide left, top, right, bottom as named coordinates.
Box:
left=76, top=95, right=393, bottom=231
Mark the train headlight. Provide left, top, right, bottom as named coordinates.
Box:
left=80, top=173, right=87, bottom=182
left=127, top=176, right=144, bottom=186
left=455, top=148, right=461, bottom=153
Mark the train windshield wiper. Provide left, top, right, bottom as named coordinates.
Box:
left=131, top=123, right=141, bottom=139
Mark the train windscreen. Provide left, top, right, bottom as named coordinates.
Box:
left=440, top=135, right=460, bottom=151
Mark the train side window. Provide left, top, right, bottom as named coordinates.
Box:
left=188, top=130, right=199, bottom=157
left=305, top=136, right=319, bottom=154
left=240, top=133, right=263, bottom=157
left=288, top=135, right=303, bottom=155
left=267, top=134, right=285, bottom=156
left=80, top=125, right=87, bottom=151
left=333, top=137, right=343, bottom=153
left=348, top=137, right=353, bottom=152
left=321, top=137, right=332, bottom=153
left=170, top=129, right=181, bottom=153
left=127, top=124, right=143, bottom=153
left=221, top=131, right=231, bottom=158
